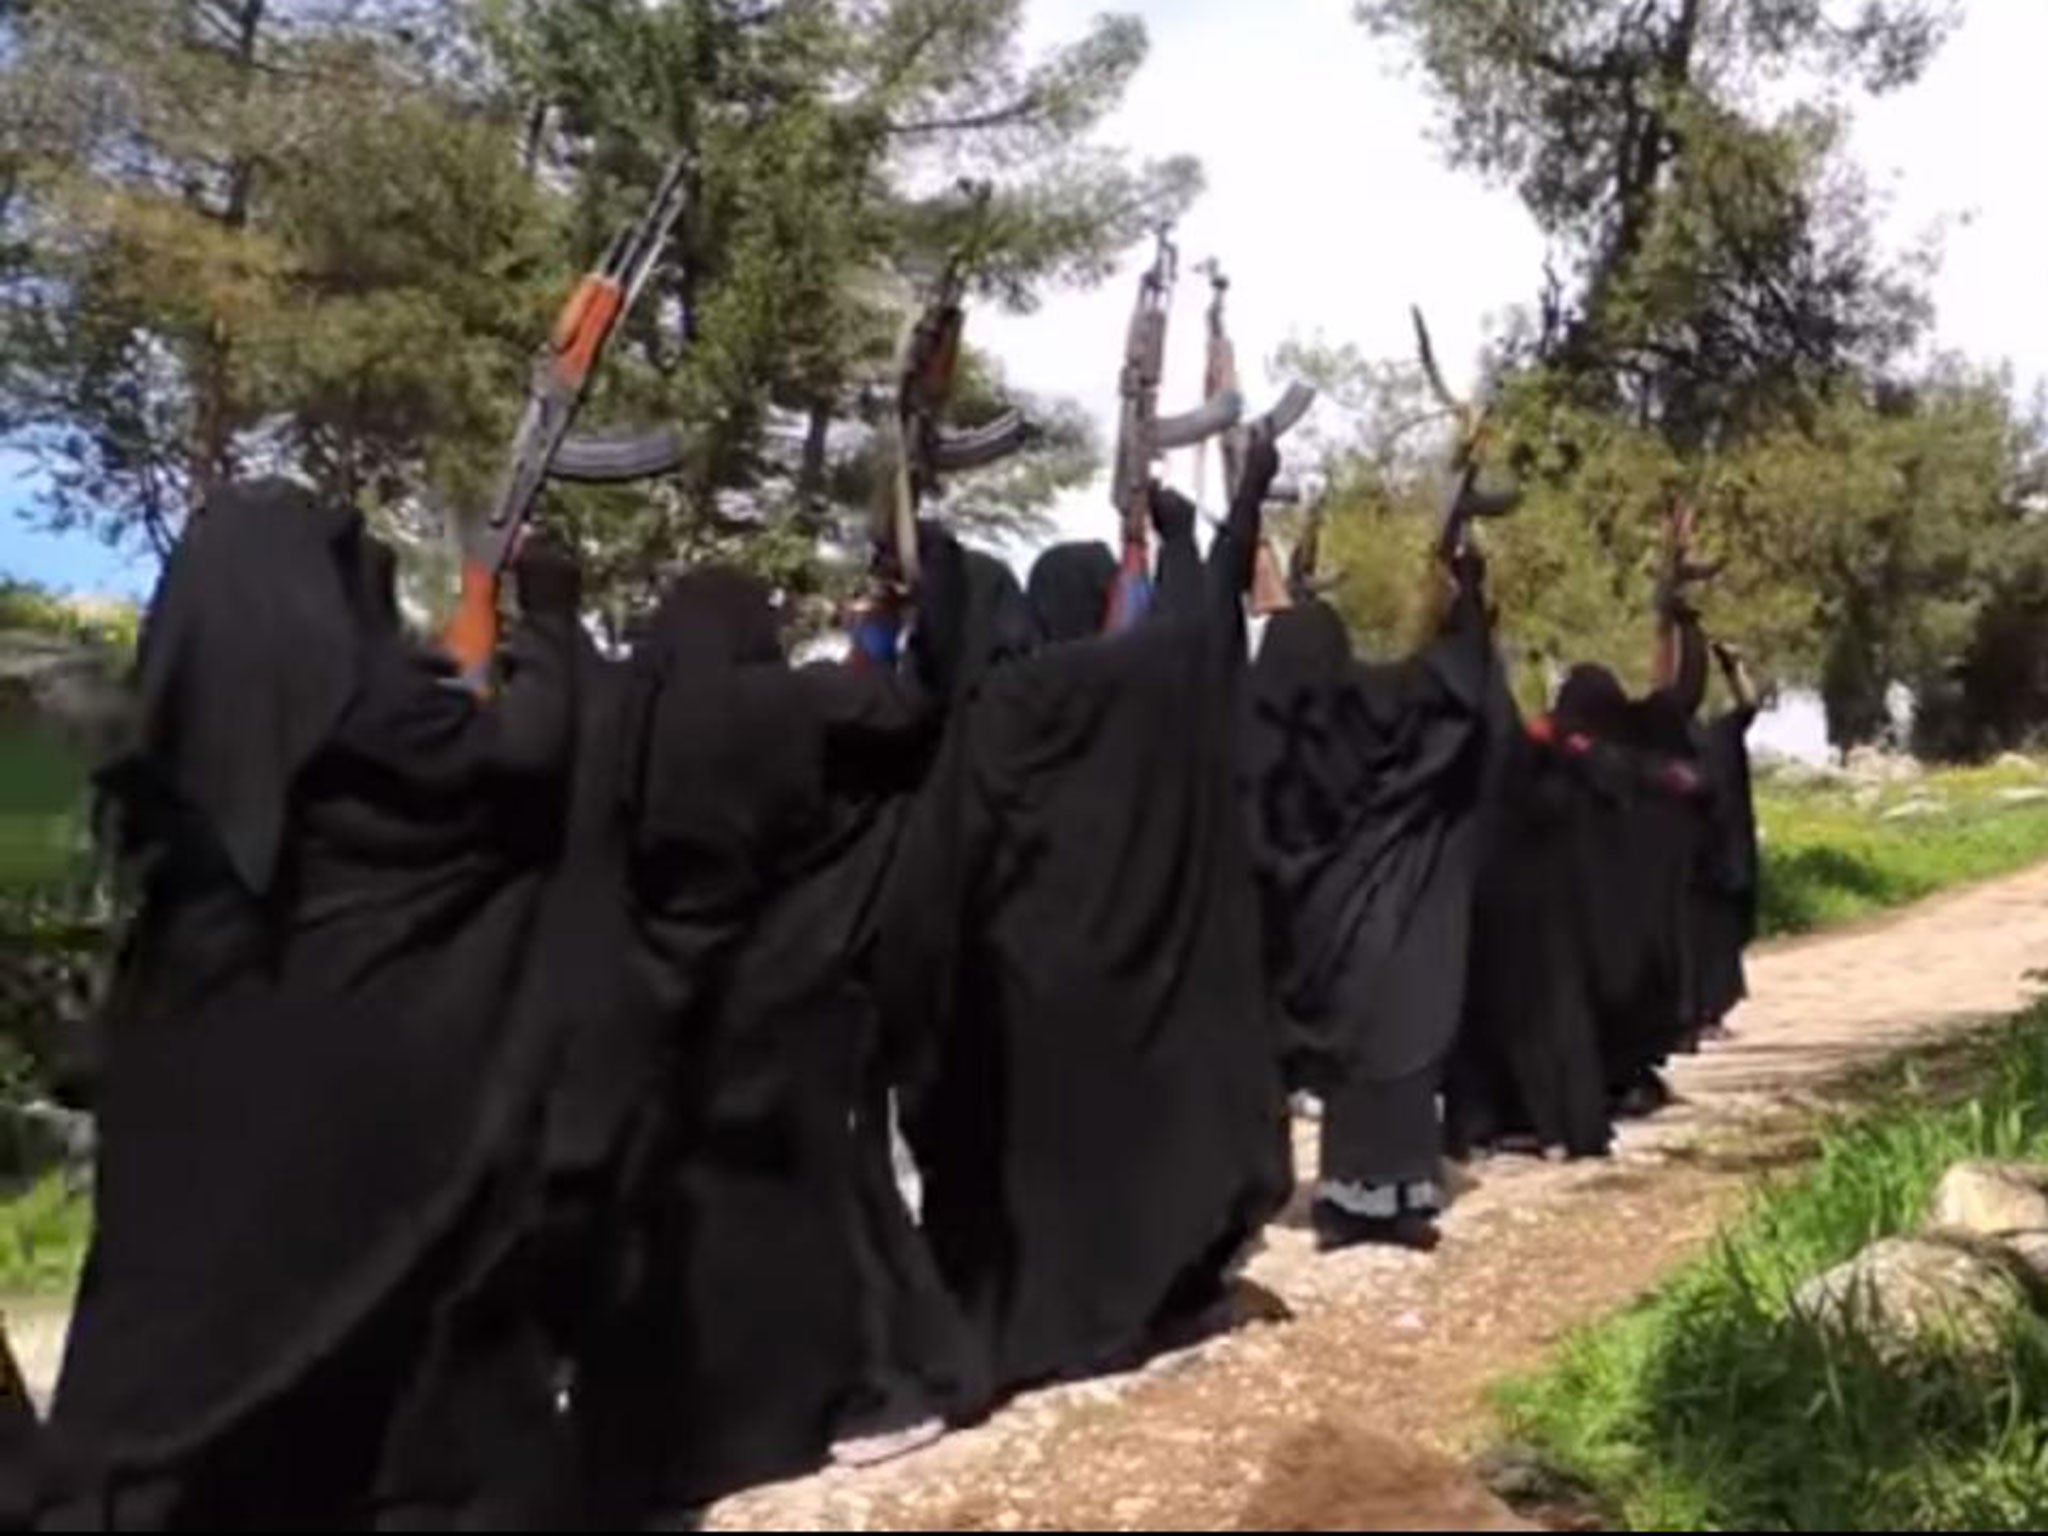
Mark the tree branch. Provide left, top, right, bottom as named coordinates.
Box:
left=885, top=92, right=1043, bottom=137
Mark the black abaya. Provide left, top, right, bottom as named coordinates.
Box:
left=881, top=480, right=1290, bottom=1396
left=1446, top=658, right=1710, bottom=1161
left=1245, top=580, right=1498, bottom=1225
left=607, top=562, right=971, bottom=1515
left=46, top=482, right=576, bottom=1529
left=1688, top=704, right=1760, bottom=1029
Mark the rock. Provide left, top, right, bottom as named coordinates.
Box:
left=1793, top=1236, right=2031, bottom=1368
left=1760, top=757, right=1845, bottom=789
left=1880, top=795, right=1944, bottom=821
left=1996, top=786, right=2048, bottom=806
left=1996, top=752, right=2041, bottom=775
left=2001, top=1231, right=2048, bottom=1289
left=1930, top=1161, right=2048, bottom=1237
left=1845, top=745, right=1924, bottom=785
left=1473, top=1442, right=1600, bottom=1519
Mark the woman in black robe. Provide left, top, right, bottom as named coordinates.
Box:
left=1686, top=640, right=1761, bottom=1039
left=1245, top=551, right=1499, bottom=1252
left=41, top=482, right=579, bottom=1530
left=879, top=443, right=1291, bottom=1398
left=593, top=554, right=969, bottom=1519
left=1446, top=612, right=1710, bottom=1162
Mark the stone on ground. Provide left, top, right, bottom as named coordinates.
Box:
left=1793, top=1236, right=2031, bottom=1368
left=1929, top=1160, right=2048, bottom=1238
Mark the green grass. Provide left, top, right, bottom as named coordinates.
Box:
left=1501, top=1005, right=2048, bottom=1531
left=1757, top=759, right=2048, bottom=938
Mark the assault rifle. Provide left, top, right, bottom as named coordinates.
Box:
left=883, top=183, right=1034, bottom=593
left=1411, top=305, right=1518, bottom=566
left=445, top=153, right=695, bottom=676
left=1194, top=260, right=1317, bottom=508
left=1287, top=483, right=1338, bottom=602
left=1106, top=227, right=1242, bottom=631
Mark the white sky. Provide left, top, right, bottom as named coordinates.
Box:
left=969, top=0, right=2048, bottom=761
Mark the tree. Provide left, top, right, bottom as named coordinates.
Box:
left=477, top=0, right=1197, bottom=613
left=0, top=0, right=552, bottom=554
left=1356, top=0, right=1955, bottom=451
left=1, top=0, right=1188, bottom=617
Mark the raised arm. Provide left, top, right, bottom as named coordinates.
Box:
left=1713, top=639, right=1759, bottom=724
left=1208, top=428, right=1282, bottom=621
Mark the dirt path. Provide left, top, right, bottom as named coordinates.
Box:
left=707, top=862, right=2048, bottom=1531
left=12, top=865, right=2047, bottom=1528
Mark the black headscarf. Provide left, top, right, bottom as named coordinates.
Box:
left=626, top=568, right=817, bottom=918
left=1026, top=541, right=1116, bottom=645
left=1552, top=664, right=1632, bottom=741
left=913, top=523, right=1035, bottom=707
left=115, top=479, right=366, bottom=895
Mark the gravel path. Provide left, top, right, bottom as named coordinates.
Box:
left=707, top=861, right=2048, bottom=1531
left=13, top=863, right=2048, bottom=1528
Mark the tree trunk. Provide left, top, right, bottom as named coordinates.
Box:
left=187, top=0, right=267, bottom=513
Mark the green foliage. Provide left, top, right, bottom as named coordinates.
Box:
left=1755, top=762, right=2048, bottom=937
left=1339, top=0, right=2048, bottom=754
left=1, top=0, right=1180, bottom=613
left=1355, top=0, right=1953, bottom=445
left=0, top=1173, right=89, bottom=1296
left=1501, top=1002, right=2048, bottom=1531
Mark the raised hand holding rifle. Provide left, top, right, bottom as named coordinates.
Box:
left=1712, top=638, right=1759, bottom=714
left=443, top=153, right=694, bottom=681
left=1194, top=259, right=1317, bottom=513
left=850, top=184, right=1036, bottom=671
left=1652, top=497, right=1723, bottom=696
left=1106, top=227, right=1243, bottom=634
left=1413, top=305, right=1518, bottom=571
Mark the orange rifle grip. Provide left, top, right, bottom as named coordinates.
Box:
left=443, top=559, right=502, bottom=684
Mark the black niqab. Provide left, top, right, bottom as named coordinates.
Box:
left=1026, top=541, right=1116, bottom=645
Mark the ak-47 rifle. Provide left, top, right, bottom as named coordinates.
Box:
left=882, top=183, right=1034, bottom=594
left=445, top=154, right=695, bottom=677
left=1106, top=227, right=1243, bottom=632
left=1194, top=260, right=1317, bottom=509
left=1287, top=483, right=1335, bottom=602
left=1411, top=305, right=1518, bottom=565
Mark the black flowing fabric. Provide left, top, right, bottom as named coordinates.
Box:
left=600, top=562, right=969, bottom=1517
left=46, top=482, right=575, bottom=1528
left=1447, top=659, right=1709, bottom=1161
left=1245, top=583, right=1498, bottom=1208
left=1449, top=710, right=1624, bottom=1160
left=881, top=495, right=1290, bottom=1398
left=1248, top=587, right=1496, bottom=1090
left=1688, top=704, right=1760, bottom=1029
left=1025, top=541, right=1116, bottom=644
